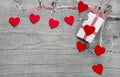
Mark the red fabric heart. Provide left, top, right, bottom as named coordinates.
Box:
left=49, top=18, right=59, bottom=29
left=64, top=16, right=74, bottom=25
left=94, top=45, right=106, bottom=56
left=29, top=14, right=40, bottom=24
left=83, top=25, right=95, bottom=36
left=92, top=64, right=103, bottom=75
left=78, top=1, right=88, bottom=13
left=9, top=17, right=20, bottom=27
left=76, top=41, right=87, bottom=52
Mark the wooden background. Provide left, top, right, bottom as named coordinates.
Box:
left=0, top=0, right=120, bottom=77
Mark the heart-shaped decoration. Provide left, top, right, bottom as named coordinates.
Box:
left=29, top=14, right=40, bottom=24
left=78, top=1, right=88, bottom=13
left=83, top=25, right=95, bottom=36
left=9, top=17, right=20, bottom=27
left=92, top=64, right=103, bottom=75
left=94, top=45, right=106, bottom=56
left=64, top=16, right=74, bottom=25
left=49, top=18, right=59, bottom=29
left=76, top=41, right=87, bottom=52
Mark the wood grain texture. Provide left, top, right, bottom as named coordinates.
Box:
left=0, top=0, right=120, bottom=77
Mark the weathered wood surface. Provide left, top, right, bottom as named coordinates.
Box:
left=0, top=0, right=120, bottom=77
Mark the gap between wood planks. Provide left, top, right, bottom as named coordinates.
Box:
left=108, top=15, right=120, bottom=20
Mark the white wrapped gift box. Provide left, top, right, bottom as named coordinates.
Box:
left=76, top=12, right=105, bottom=43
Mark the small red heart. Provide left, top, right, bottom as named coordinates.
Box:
left=29, top=14, right=40, bottom=24
left=94, top=45, right=106, bottom=56
left=49, top=18, right=59, bottom=29
left=92, top=64, right=103, bottom=75
left=78, top=1, right=88, bottom=13
left=83, top=25, right=95, bottom=36
left=76, top=41, right=87, bottom=52
left=9, top=17, right=20, bottom=27
left=64, top=16, right=74, bottom=25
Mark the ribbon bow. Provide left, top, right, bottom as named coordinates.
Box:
left=89, top=5, right=112, bottom=18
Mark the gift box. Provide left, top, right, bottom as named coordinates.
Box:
left=76, top=12, right=105, bottom=43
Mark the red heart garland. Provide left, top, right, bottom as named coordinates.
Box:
left=49, top=18, right=59, bottom=29
left=64, top=16, right=74, bottom=25
left=29, top=14, right=40, bottom=24
left=94, top=45, right=106, bottom=56
left=92, top=64, right=103, bottom=75
left=78, top=1, right=88, bottom=13
left=76, top=41, right=87, bottom=52
left=83, top=25, right=95, bottom=36
left=9, top=17, right=20, bottom=27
